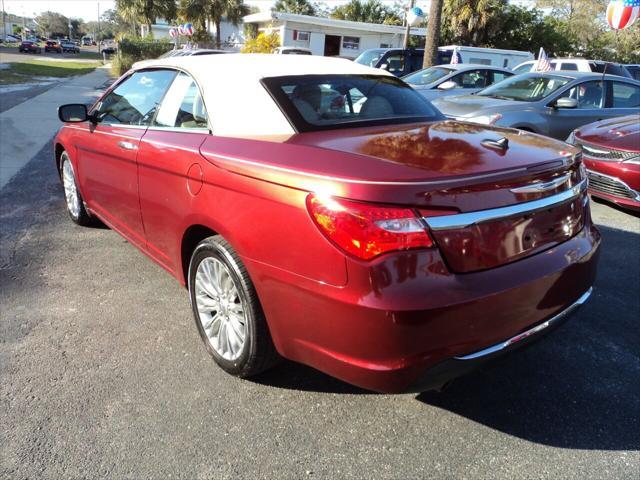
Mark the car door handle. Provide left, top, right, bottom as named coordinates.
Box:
left=117, top=141, right=137, bottom=151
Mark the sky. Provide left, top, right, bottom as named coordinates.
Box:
left=2, top=0, right=532, bottom=24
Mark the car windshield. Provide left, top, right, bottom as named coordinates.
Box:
left=354, top=49, right=386, bottom=68
left=403, top=67, right=453, bottom=86
left=477, top=74, right=571, bottom=102
left=263, top=74, right=443, bottom=132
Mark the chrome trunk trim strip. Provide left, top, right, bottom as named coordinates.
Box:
left=454, top=287, right=593, bottom=361
left=424, top=179, right=587, bottom=231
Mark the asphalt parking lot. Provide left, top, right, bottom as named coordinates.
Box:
left=1, top=103, right=639, bottom=477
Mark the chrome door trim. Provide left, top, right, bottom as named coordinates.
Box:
left=455, top=287, right=593, bottom=360
left=424, top=179, right=587, bottom=231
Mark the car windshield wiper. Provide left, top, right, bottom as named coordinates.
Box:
left=481, top=94, right=513, bottom=101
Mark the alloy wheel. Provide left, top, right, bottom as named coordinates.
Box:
left=61, top=155, right=81, bottom=219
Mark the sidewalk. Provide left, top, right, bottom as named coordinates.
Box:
left=0, top=65, right=111, bottom=189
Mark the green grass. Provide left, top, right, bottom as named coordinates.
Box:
left=0, top=59, right=102, bottom=85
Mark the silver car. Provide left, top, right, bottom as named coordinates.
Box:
left=432, top=71, right=640, bottom=140
left=402, top=64, right=513, bottom=101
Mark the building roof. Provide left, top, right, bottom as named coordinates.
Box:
left=243, top=11, right=426, bottom=36
left=131, top=53, right=392, bottom=136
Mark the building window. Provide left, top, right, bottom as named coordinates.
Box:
left=342, top=36, right=360, bottom=50
left=380, top=43, right=391, bottom=48
left=294, top=30, right=310, bottom=41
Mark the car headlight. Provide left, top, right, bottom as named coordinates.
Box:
left=468, top=114, right=503, bottom=126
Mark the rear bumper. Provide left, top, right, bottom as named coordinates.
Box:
left=406, top=287, right=592, bottom=392
left=246, top=220, right=601, bottom=393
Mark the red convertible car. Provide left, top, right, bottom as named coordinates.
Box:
left=54, top=55, right=600, bottom=393
left=568, top=115, right=640, bottom=211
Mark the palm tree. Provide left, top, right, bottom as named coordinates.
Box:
left=116, top=0, right=176, bottom=36
left=330, top=0, right=401, bottom=25
left=423, top=0, right=443, bottom=68
left=443, top=0, right=504, bottom=45
left=273, top=0, right=317, bottom=16
left=179, top=0, right=249, bottom=48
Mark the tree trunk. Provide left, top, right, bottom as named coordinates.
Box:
left=214, top=18, right=221, bottom=49
left=423, top=0, right=443, bottom=68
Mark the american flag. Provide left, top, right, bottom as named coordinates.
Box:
left=450, top=47, right=459, bottom=65
left=607, top=0, right=640, bottom=30
left=535, top=47, right=552, bottom=72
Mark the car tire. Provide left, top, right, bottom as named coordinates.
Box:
left=189, top=235, right=279, bottom=378
left=59, top=150, right=93, bottom=226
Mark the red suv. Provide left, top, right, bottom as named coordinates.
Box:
left=45, top=40, right=62, bottom=53
left=19, top=40, right=41, bottom=54
left=53, top=55, right=600, bottom=393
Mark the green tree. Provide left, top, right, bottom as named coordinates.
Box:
left=443, top=0, right=506, bottom=46
left=330, top=0, right=401, bottom=25
left=115, top=0, right=177, bottom=37
left=273, top=0, right=317, bottom=15
left=35, top=11, right=70, bottom=37
left=179, top=0, right=249, bottom=48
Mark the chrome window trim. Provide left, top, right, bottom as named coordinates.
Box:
left=455, top=287, right=592, bottom=360
left=424, top=179, right=587, bottom=231
left=146, top=125, right=210, bottom=134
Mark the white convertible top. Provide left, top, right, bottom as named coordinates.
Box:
left=132, top=54, right=392, bottom=136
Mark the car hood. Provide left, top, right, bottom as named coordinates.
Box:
left=575, top=115, right=640, bottom=152
left=432, top=95, right=529, bottom=118
left=201, top=121, right=579, bottom=211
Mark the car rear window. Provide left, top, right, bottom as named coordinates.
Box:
left=262, top=74, right=443, bottom=132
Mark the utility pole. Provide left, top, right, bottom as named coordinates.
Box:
left=97, top=1, right=100, bottom=41
left=403, top=0, right=415, bottom=49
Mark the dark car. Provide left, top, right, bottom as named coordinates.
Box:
left=19, top=40, right=41, bottom=54
left=625, top=64, right=640, bottom=81
left=354, top=48, right=454, bottom=77
left=45, top=40, right=62, bottom=53
left=568, top=115, right=640, bottom=211
left=54, top=55, right=599, bottom=393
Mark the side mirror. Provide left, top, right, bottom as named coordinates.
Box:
left=58, top=103, right=89, bottom=122
left=554, top=97, right=578, bottom=109
left=438, top=80, right=457, bottom=91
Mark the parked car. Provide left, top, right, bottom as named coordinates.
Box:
left=355, top=46, right=533, bottom=77
left=513, top=59, right=632, bottom=78
left=18, top=40, right=41, bottom=54
left=61, top=40, right=80, bottom=53
left=54, top=55, right=600, bottom=393
left=625, top=64, right=640, bottom=81
left=82, top=37, right=95, bottom=46
left=45, top=40, right=62, bottom=53
left=402, top=64, right=513, bottom=101
left=567, top=115, right=639, bottom=210
left=273, top=46, right=312, bottom=55
left=432, top=71, right=640, bottom=140
left=2, top=34, right=19, bottom=43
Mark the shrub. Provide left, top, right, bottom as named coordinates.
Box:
left=111, top=38, right=173, bottom=76
left=241, top=31, right=280, bottom=54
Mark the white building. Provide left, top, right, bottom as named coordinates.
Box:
left=243, top=12, right=426, bottom=59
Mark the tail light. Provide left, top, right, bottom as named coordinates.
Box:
left=306, top=194, right=434, bottom=260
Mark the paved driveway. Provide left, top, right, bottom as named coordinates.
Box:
left=0, top=123, right=638, bottom=477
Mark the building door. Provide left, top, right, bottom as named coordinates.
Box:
left=309, top=32, right=325, bottom=56
left=324, top=35, right=341, bottom=56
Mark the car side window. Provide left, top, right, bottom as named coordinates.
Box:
left=409, top=54, right=423, bottom=73
left=384, top=54, right=406, bottom=75
left=452, top=69, right=489, bottom=89
left=560, top=63, right=578, bottom=71
left=93, top=70, right=176, bottom=125
left=610, top=82, right=640, bottom=108
left=492, top=71, right=510, bottom=84
left=154, top=72, right=209, bottom=129
left=561, top=81, right=605, bottom=109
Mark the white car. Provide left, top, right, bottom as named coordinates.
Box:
left=513, top=58, right=632, bottom=78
